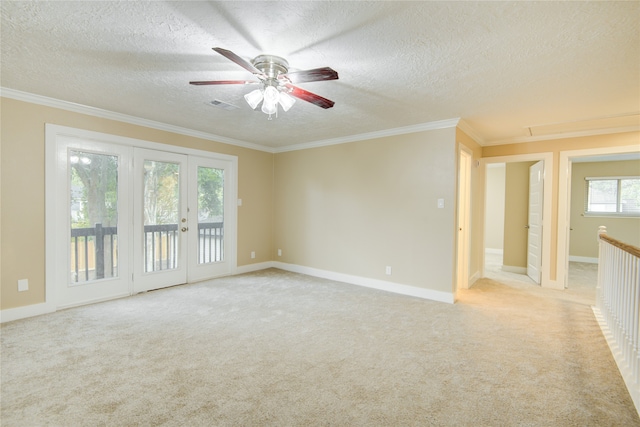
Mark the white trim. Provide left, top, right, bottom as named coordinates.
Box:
left=469, top=270, right=481, bottom=287
left=569, top=256, right=599, bottom=264
left=4, top=87, right=637, bottom=154
left=273, top=118, right=461, bottom=153
left=0, top=302, right=56, bottom=324
left=45, top=124, right=239, bottom=311
left=457, top=119, right=485, bottom=146
left=58, top=292, right=131, bottom=311
left=235, top=261, right=275, bottom=275
left=4, top=259, right=456, bottom=323
left=557, top=144, right=640, bottom=291
left=273, top=261, right=455, bottom=304
left=456, top=146, right=473, bottom=290
left=1, top=87, right=271, bottom=153
left=46, top=125, right=241, bottom=163
left=3, top=88, right=465, bottom=155
left=481, top=152, right=554, bottom=289
left=485, top=248, right=504, bottom=255
left=502, top=265, right=527, bottom=274
left=593, top=306, right=640, bottom=416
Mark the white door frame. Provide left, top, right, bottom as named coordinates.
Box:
left=527, top=161, right=544, bottom=284
left=456, top=147, right=472, bottom=291
left=480, top=152, right=558, bottom=289
left=557, top=145, right=640, bottom=289
left=45, top=124, right=238, bottom=309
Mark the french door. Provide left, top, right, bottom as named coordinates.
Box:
left=49, top=129, right=236, bottom=309
left=133, top=150, right=234, bottom=291
left=187, top=156, right=234, bottom=282
left=55, top=138, right=132, bottom=308
left=133, top=149, right=188, bottom=292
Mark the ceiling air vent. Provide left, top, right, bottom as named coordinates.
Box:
left=206, top=100, right=240, bottom=111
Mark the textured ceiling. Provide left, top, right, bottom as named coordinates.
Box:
left=1, top=1, right=639, bottom=150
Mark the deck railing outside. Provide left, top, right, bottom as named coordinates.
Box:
left=71, top=222, right=223, bottom=282
left=595, top=225, right=640, bottom=415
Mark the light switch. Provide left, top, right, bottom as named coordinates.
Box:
left=437, top=198, right=445, bottom=209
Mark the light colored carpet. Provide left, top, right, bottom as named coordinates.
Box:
left=2, top=268, right=638, bottom=426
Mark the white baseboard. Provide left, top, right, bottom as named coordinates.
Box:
left=235, top=261, right=275, bottom=275
left=592, top=306, right=640, bottom=417
left=569, top=256, right=599, bottom=264
left=0, top=302, right=56, bottom=324
left=273, top=261, right=454, bottom=304
left=2, top=261, right=454, bottom=323
left=469, top=270, right=481, bottom=286
left=501, top=265, right=527, bottom=274
left=542, top=279, right=564, bottom=290
left=485, top=248, right=504, bottom=255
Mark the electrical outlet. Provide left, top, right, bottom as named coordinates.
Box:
left=251, top=251, right=256, bottom=259
left=18, top=279, right=28, bottom=292
left=277, top=249, right=282, bottom=256
left=385, top=266, right=392, bottom=275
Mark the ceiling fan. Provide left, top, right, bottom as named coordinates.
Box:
left=190, top=47, right=339, bottom=118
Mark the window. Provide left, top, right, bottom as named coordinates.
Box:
left=585, top=176, right=640, bottom=215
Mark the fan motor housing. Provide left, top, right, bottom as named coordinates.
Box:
left=253, top=55, right=289, bottom=79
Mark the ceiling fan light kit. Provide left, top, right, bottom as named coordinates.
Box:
left=190, top=47, right=338, bottom=119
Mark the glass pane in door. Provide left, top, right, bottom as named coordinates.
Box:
left=143, top=160, right=180, bottom=272
left=197, top=166, right=224, bottom=264
left=69, top=150, right=119, bottom=284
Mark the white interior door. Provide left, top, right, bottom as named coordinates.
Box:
left=54, top=138, right=132, bottom=309
left=187, top=156, right=236, bottom=281
left=527, top=161, right=544, bottom=284
left=133, top=149, right=188, bottom=293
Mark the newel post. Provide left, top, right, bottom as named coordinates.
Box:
left=598, top=225, right=607, bottom=238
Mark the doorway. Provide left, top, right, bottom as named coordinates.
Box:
left=557, top=146, right=640, bottom=290
left=481, top=153, right=556, bottom=288
left=46, top=125, right=237, bottom=309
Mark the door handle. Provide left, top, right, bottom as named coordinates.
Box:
left=524, top=225, right=530, bottom=229
left=181, top=227, right=188, bottom=232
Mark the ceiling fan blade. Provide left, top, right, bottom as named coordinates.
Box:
left=212, top=47, right=264, bottom=76
left=281, top=67, right=339, bottom=84
left=189, top=80, right=258, bottom=85
left=286, top=85, right=335, bottom=109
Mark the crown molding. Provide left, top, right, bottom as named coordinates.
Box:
left=456, top=119, right=485, bottom=146
left=273, top=118, right=462, bottom=153
left=0, top=87, right=274, bottom=153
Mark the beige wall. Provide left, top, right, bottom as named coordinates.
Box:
left=274, top=127, right=458, bottom=293
left=503, top=161, right=536, bottom=268
left=484, top=164, right=505, bottom=251
left=1, top=97, right=274, bottom=310
left=570, top=160, right=640, bottom=258
left=4, top=93, right=637, bottom=311
left=483, top=131, right=640, bottom=279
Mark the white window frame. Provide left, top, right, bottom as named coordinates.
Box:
left=584, top=176, right=640, bottom=217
